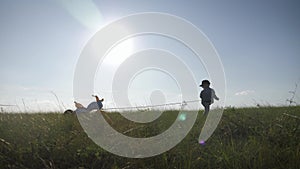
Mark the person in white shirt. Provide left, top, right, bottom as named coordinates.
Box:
left=74, top=95, right=104, bottom=113
left=73, top=95, right=113, bottom=124
left=199, top=80, right=219, bottom=115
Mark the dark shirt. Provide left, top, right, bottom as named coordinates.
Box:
left=200, top=87, right=218, bottom=103
left=97, top=100, right=103, bottom=109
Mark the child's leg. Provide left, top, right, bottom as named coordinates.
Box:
left=202, top=102, right=210, bottom=116
left=204, top=105, right=210, bottom=115
left=74, top=101, right=84, bottom=108
left=101, top=111, right=113, bottom=124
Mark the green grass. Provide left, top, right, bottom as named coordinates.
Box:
left=0, top=106, right=299, bottom=169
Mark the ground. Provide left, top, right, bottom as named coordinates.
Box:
left=0, top=106, right=299, bottom=169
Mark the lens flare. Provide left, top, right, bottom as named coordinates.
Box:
left=178, top=113, right=187, bottom=121
left=58, top=0, right=104, bottom=30
left=199, top=140, right=205, bottom=145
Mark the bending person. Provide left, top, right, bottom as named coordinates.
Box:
left=74, top=95, right=104, bottom=113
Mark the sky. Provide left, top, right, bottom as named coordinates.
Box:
left=0, top=0, right=299, bottom=112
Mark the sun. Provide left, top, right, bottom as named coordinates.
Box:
left=102, top=38, right=135, bottom=67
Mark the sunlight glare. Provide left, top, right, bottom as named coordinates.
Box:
left=102, top=38, right=135, bottom=67
left=58, top=0, right=104, bottom=30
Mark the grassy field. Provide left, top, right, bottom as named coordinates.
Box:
left=0, top=106, right=299, bottom=169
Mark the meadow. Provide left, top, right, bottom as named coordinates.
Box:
left=0, top=106, right=299, bottom=169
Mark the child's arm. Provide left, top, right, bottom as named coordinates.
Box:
left=212, top=90, right=219, bottom=100
left=92, top=95, right=100, bottom=102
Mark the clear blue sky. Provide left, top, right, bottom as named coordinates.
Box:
left=0, top=0, right=299, bottom=112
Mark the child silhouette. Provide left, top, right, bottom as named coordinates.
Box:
left=199, top=80, right=219, bottom=115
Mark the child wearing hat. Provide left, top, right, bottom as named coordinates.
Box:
left=200, top=80, right=219, bottom=115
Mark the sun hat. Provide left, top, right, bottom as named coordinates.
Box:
left=199, top=80, right=210, bottom=87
